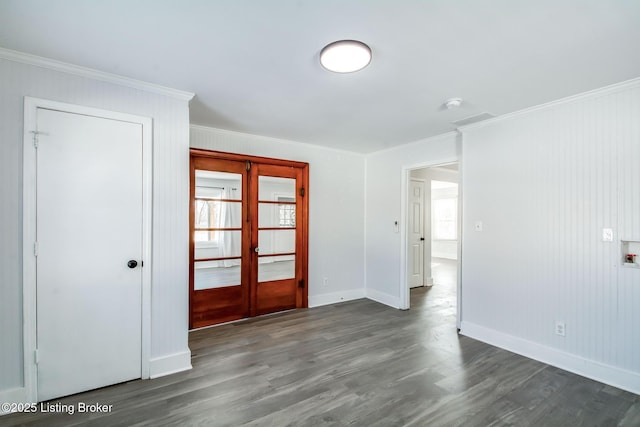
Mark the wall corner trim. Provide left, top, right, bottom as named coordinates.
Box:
left=367, top=131, right=459, bottom=157
left=365, top=288, right=401, bottom=309
left=0, top=47, right=195, bottom=101
left=148, top=350, right=193, bottom=379
left=460, top=321, right=640, bottom=395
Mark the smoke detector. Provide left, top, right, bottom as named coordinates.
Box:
left=444, top=97, right=463, bottom=109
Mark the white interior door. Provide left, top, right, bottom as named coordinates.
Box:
left=36, top=108, right=143, bottom=401
left=409, top=179, right=425, bottom=288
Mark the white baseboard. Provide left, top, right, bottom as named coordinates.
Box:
left=308, top=289, right=365, bottom=308
left=365, top=288, right=401, bottom=309
left=148, top=350, right=192, bottom=379
left=1, top=351, right=193, bottom=415
left=0, top=387, right=29, bottom=416
left=460, top=321, right=640, bottom=395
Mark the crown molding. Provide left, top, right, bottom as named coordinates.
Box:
left=0, top=47, right=195, bottom=101
left=458, top=76, right=640, bottom=132
left=190, top=124, right=366, bottom=156
left=367, top=130, right=459, bottom=156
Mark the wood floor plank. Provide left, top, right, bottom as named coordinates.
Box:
left=3, top=259, right=639, bottom=426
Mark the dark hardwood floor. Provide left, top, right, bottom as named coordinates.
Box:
left=4, top=260, right=639, bottom=426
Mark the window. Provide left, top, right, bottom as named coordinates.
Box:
left=431, top=181, right=458, bottom=241
left=432, top=198, right=457, bottom=240
left=278, top=196, right=296, bottom=228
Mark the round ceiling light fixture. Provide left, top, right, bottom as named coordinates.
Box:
left=320, top=40, right=372, bottom=73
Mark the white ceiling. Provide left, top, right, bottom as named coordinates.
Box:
left=1, top=1, right=639, bottom=153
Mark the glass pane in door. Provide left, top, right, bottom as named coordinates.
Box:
left=256, top=175, right=297, bottom=284
left=258, top=200, right=295, bottom=228
left=258, top=229, right=295, bottom=255
left=195, top=170, right=242, bottom=200
left=194, top=260, right=242, bottom=290
left=258, top=176, right=296, bottom=201
left=195, top=201, right=242, bottom=230
left=258, top=255, right=295, bottom=282
left=193, top=169, right=243, bottom=291
left=194, top=230, right=242, bottom=260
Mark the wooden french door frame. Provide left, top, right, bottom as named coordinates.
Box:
left=189, top=149, right=309, bottom=329
left=189, top=156, right=250, bottom=327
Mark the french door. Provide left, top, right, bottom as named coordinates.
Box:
left=189, top=150, right=308, bottom=329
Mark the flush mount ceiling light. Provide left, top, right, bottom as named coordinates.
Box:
left=320, top=40, right=371, bottom=73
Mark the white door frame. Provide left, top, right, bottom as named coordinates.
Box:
left=400, top=157, right=462, bottom=329
left=22, top=97, right=153, bottom=402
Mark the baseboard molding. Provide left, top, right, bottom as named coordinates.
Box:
left=149, top=350, right=192, bottom=379
left=0, top=387, right=29, bottom=416
left=308, top=289, right=366, bottom=308
left=460, top=321, right=640, bottom=395
left=365, top=288, right=401, bottom=309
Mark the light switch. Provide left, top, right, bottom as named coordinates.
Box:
left=475, top=221, right=483, bottom=232
left=602, top=228, right=613, bottom=242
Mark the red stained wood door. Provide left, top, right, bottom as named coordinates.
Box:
left=189, top=150, right=308, bottom=329
left=250, top=163, right=306, bottom=316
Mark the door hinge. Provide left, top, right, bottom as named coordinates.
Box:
left=31, top=131, right=39, bottom=148
left=246, top=160, right=251, bottom=171
left=30, top=131, right=48, bottom=148
left=34, top=241, right=39, bottom=257
left=34, top=349, right=39, bottom=365
left=299, top=187, right=305, bottom=197
left=298, top=279, right=305, bottom=288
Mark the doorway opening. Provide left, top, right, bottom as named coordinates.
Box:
left=403, top=162, right=460, bottom=327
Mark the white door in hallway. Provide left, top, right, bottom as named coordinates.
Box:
left=36, top=108, right=143, bottom=401
left=409, top=179, right=425, bottom=288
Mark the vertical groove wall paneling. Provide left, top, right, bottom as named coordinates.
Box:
left=0, top=56, right=192, bottom=396
left=460, top=79, right=640, bottom=392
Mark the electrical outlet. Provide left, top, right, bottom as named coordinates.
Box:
left=323, top=277, right=329, bottom=287
left=602, top=228, right=613, bottom=242
left=555, top=321, right=566, bottom=337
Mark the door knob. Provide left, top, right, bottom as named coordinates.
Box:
left=127, top=260, right=138, bottom=269
left=254, top=247, right=260, bottom=253
left=420, top=237, right=425, bottom=241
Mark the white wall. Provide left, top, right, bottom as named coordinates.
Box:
left=365, top=133, right=459, bottom=307
left=190, top=125, right=366, bottom=306
left=460, top=78, right=640, bottom=393
left=0, top=53, right=192, bottom=401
